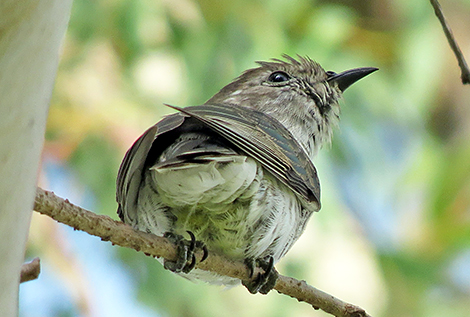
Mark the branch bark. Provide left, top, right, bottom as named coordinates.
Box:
left=20, top=258, right=41, bottom=283
left=34, top=187, right=371, bottom=317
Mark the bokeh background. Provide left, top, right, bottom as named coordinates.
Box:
left=20, top=0, right=470, bottom=316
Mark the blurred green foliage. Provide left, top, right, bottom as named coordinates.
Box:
left=34, top=0, right=470, bottom=316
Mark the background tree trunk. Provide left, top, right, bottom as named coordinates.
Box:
left=0, top=1, right=72, bottom=316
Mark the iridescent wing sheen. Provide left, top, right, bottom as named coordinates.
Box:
left=166, top=104, right=321, bottom=207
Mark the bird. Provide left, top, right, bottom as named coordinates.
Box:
left=116, top=55, right=377, bottom=294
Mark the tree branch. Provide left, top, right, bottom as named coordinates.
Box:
left=430, top=0, right=470, bottom=84
left=20, top=258, right=41, bottom=283
left=33, top=187, right=370, bottom=317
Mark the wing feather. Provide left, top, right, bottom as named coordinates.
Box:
left=116, top=114, right=185, bottom=222
left=165, top=104, right=321, bottom=206
left=117, top=104, right=322, bottom=223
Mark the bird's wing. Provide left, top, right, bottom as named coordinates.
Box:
left=117, top=104, right=321, bottom=223
left=116, top=114, right=185, bottom=223
left=166, top=104, right=321, bottom=207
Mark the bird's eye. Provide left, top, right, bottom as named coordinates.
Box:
left=325, top=71, right=337, bottom=78
left=268, top=71, right=290, bottom=83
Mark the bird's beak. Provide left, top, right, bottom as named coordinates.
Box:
left=327, top=67, right=378, bottom=92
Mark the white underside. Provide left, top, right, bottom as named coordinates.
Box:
left=134, top=154, right=309, bottom=286
left=151, top=155, right=258, bottom=206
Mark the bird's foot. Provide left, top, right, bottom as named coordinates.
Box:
left=163, top=231, right=208, bottom=274
left=242, top=256, right=278, bottom=294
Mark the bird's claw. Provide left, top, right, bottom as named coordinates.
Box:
left=163, top=231, right=208, bottom=274
left=242, top=256, right=278, bottom=294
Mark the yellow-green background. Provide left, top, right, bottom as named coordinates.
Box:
left=21, top=0, right=470, bottom=316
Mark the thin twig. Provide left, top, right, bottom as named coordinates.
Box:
left=430, top=0, right=470, bottom=84
left=33, top=187, right=370, bottom=317
left=20, top=258, right=41, bottom=283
